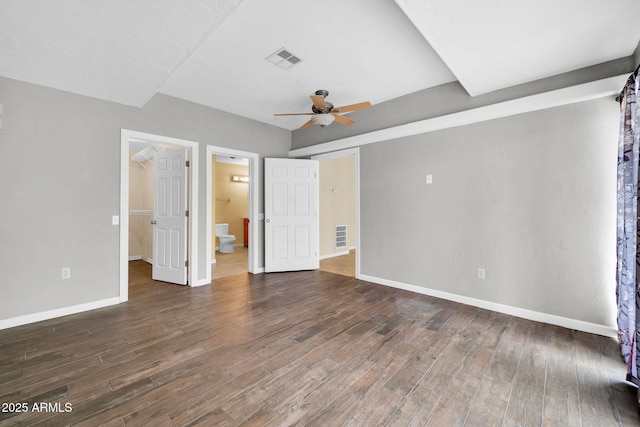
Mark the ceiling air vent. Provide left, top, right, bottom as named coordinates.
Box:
left=265, top=47, right=302, bottom=70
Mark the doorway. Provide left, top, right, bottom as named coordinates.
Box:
left=119, top=130, right=201, bottom=303
left=212, top=154, right=249, bottom=279
left=206, top=145, right=260, bottom=282
left=312, top=148, right=360, bottom=278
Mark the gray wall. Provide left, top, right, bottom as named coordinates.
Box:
left=289, top=58, right=634, bottom=328
left=0, top=76, right=290, bottom=321
left=360, top=97, right=618, bottom=326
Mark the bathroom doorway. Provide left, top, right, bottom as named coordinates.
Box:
left=206, top=145, right=259, bottom=282
left=212, top=154, right=249, bottom=279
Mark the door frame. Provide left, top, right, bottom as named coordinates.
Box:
left=119, top=129, right=200, bottom=302
left=206, top=145, right=260, bottom=278
left=310, top=148, right=361, bottom=279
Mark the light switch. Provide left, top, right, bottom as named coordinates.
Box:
left=426, top=174, right=433, bottom=184
left=112, top=215, right=119, bottom=225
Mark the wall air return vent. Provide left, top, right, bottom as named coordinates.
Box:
left=265, top=47, right=303, bottom=70
left=335, top=225, right=347, bottom=249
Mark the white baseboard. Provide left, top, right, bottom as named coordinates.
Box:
left=358, top=274, right=617, bottom=338
left=0, top=297, right=121, bottom=331
left=211, top=259, right=217, bottom=264
left=145, top=258, right=153, bottom=264
left=320, top=250, right=350, bottom=260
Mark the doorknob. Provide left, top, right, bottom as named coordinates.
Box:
left=151, top=220, right=157, bottom=225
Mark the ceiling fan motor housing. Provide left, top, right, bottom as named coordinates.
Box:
left=312, top=101, right=333, bottom=114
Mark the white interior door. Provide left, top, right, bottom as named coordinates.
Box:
left=153, top=148, right=188, bottom=285
left=265, top=158, right=319, bottom=273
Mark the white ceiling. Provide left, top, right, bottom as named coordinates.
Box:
left=1, top=0, right=639, bottom=130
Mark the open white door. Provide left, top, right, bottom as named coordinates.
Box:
left=152, top=148, right=188, bottom=285
left=265, top=158, right=319, bottom=273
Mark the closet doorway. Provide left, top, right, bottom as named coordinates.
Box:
left=119, top=130, right=201, bottom=302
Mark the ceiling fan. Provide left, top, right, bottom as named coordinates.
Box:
left=275, top=90, right=372, bottom=129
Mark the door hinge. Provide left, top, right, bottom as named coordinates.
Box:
left=185, top=260, right=189, bottom=267
left=185, top=210, right=189, bottom=217
left=186, top=160, right=190, bottom=167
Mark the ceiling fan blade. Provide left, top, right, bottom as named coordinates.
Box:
left=274, top=112, right=315, bottom=116
left=310, top=95, right=327, bottom=110
left=300, top=119, right=315, bottom=129
left=333, top=101, right=372, bottom=113
left=332, top=114, right=355, bottom=126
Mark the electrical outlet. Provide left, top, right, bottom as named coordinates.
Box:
left=426, top=174, right=433, bottom=184
left=61, top=267, right=71, bottom=280
left=477, top=268, right=485, bottom=279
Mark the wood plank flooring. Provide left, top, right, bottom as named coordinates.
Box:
left=320, top=251, right=355, bottom=278
left=0, top=261, right=637, bottom=426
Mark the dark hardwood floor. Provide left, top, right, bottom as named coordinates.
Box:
left=0, top=261, right=637, bottom=426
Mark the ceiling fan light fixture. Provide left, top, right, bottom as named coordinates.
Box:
left=312, top=114, right=335, bottom=127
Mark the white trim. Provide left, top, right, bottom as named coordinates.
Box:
left=0, top=298, right=120, bottom=331
left=289, top=75, right=628, bottom=158
left=128, top=255, right=142, bottom=261
left=206, top=145, right=260, bottom=281
left=320, top=250, right=349, bottom=260
left=120, top=129, right=200, bottom=302
left=310, top=148, right=359, bottom=161
left=310, top=148, right=361, bottom=279
left=119, top=133, right=129, bottom=302
left=359, top=274, right=617, bottom=338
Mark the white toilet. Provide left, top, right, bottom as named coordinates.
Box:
left=215, top=223, right=236, bottom=253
